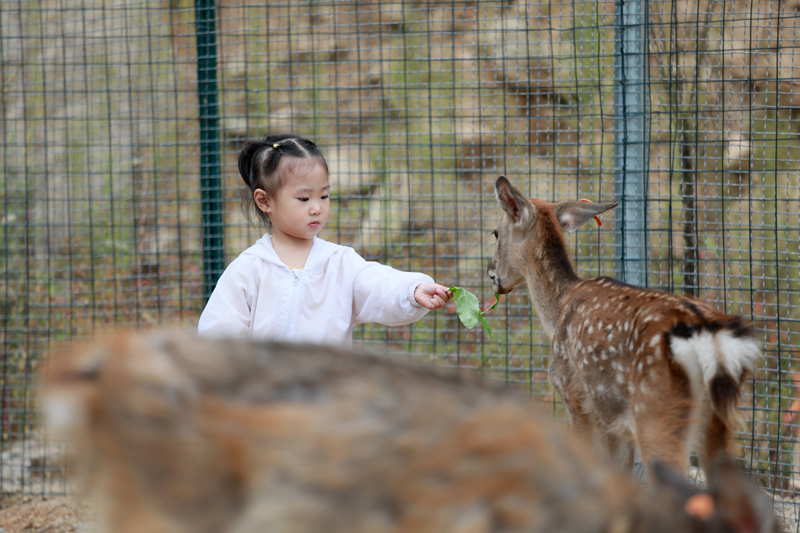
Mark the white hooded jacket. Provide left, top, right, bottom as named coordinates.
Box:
left=198, top=235, right=434, bottom=346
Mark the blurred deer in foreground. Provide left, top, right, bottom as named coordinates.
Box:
left=41, top=329, right=777, bottom=533
left=487, top=176, right=761, bottom=480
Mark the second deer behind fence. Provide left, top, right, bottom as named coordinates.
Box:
left=487, top=176, right=761, bottom=480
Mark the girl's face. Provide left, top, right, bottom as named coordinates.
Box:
left=260, top=161, right=330, bottom=242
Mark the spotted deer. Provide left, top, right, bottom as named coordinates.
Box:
left=41, top=329, right=778, bottom=533
left=487, top=176, right=761, bottom=480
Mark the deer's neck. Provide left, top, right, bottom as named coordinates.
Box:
left=522, top=226, right=580, bottom=337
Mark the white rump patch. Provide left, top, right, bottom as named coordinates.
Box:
left=669, top=328, right=761, bottom=395
left=669, top=331, right=710, bottom=397
left=716, top=330, right=760, bottom=377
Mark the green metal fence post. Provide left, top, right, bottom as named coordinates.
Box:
left=195, top=0, right=224, bottom=300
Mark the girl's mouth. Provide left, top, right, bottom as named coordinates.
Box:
left=309, top=221, right=320, bottom=228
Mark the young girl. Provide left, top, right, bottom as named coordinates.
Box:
left=198, top=133, right=453, bottom=346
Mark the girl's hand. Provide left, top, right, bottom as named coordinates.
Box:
left=414, top=283, right=453, bottom=310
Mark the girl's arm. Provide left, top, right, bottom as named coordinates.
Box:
left=198, top=259, right=253, bottom=338
left=350, top=255, right=436, bottom=327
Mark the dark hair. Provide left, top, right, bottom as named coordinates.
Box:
left=238, top=133, right=329, bottom=227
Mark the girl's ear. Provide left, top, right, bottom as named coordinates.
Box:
left=253, top=189, right=270, bottom=214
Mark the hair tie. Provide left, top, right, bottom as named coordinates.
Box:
left=273, top=143, right=280, bottom=149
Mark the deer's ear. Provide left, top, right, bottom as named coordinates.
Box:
left=708, top=458, right=777, bottom=533
left=495, top=176, right=533, bottom=225
left=555, top=200, right=619, bottom=233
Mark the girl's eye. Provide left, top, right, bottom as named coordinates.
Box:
left=299, top=197, right=309, bottom=202
left=321, top=195, right=329, bottom=200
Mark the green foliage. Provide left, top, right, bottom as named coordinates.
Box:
left=449, top=286, right=499, bottom=339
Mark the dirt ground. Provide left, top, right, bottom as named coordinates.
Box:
left=0, top=494, right=95, bottom=533
left=0, top=491, right=797, bottom=532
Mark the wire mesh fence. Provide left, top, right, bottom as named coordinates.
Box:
left=1, top=0, right=799, bottom=525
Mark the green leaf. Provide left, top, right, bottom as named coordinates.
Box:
left=449, top=287, right=500, bottom=339
left=450, top=286, right=481, bottom=329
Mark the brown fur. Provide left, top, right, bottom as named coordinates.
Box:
left=488, top=176, right=761, bottom=479
left=40, top=329, right=777, bottom=533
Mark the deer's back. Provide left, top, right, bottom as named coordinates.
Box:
left=550, top=277, right=757, bottom=422
left=43, top=329, right=667, bottom=533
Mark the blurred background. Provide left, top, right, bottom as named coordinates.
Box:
left=1, top=0, right=799, bottom=524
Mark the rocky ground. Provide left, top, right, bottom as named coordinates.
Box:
left=0, top=494, right=95, bottom=533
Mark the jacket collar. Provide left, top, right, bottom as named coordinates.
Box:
left=242, top=234, right=338, bottom=271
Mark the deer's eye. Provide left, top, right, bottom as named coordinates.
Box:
left=490, top=230, right=498, bottom=241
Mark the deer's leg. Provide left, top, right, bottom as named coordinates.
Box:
left=566, top=406, right=596, bottom=445
left=632, top=383, right=694, bottom=479
left=697, top=411, right=734, bottom=475
left=604, top=433, right=636, bottom=474
left=635, top=416, right=691, bottom=480
left=558, top=386, right=597, bottom=446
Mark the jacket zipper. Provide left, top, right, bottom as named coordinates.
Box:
left=281, top=269, right=300, bottom=338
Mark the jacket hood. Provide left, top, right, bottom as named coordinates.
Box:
left=241, top=234, right=341, bottom=272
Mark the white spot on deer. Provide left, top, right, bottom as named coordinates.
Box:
left=43, top=392, right=85, bottom=434
left=588, top=325, right=594, bottom=335
left=637, top=361, right=643, bottom=373
left=616, top=373, right=624, bottom=384
left=601, top=352, right=608, bottom=361
left=640, top=382, right=650, bottom=395
left=646, top=356, right=653, bottom=365
left=649, top=334, right=661, bottom=348
left=624, top=322, right=630, bottom=332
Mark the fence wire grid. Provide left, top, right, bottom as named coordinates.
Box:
left=2, top=0, right=800, bottom=525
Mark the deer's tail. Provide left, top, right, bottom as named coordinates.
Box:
left=669, top=317, right=760, bottom=428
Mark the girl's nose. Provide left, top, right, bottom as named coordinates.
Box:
left=309, top=201, right=320, bottom=215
